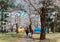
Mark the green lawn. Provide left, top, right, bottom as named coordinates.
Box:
left=0, top=32, right=23, bottom=42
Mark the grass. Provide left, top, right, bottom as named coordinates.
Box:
left=33, top=33, right=60, bottom=42
left=0, top=32, right=23, bottom=42
left=39, top=37, right=60, bottom=42
left=0, top=32, right=60, bottom=42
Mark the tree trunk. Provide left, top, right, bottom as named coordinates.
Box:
left=29, top=23, right=32, bottom=32
left=40, top=16, right=46, bottom=40
left=29, top=16, right=32, bottom=32
left=53, top=21, right=56, bottom=33
left=16, top=23, right=19, bottom=34
left=40, top=1, right=46, bottom=40
left=47, top=27, right=49, bottom=33
left=1, top=11, right=4, bottom=33
left=53, top=14, right=57, bottom=33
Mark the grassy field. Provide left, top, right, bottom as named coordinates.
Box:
left=0, top=32, right=23, bottom=42
left=1, top=32, right=60, bottom=42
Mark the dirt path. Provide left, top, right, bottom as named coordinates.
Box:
left=32, top=33, right=60, bottom=39
left=14, top=33, right=35, bottom=42
left=19, top=37, right=34, bottom=42
left=32, top=33, right=60, bottom=42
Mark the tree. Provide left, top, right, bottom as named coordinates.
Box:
left=56, top=6, right=60, bottom=32
left=40, top=1, right=46, bottom=39
left=0, top=0, right=9, bottom=31
left=16, top=23, right=19, bottom=34
left=17, top=0, right=53, bottom=39
left=0, top=0, right=16, bottom=32
left=9, top=0, right=58, bottom=39
left=43, top=0, right=58, bottom=33
left=24, top=0, right=57, bottom=39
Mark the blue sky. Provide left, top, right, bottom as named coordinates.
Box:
left=18, top=10, right=28, bottom=17
left=9, top=0, right=28, bottom=17
left=12, top=0, right=26, bottom=7
left=12, top=0, right=29, bottom=10
left=9, top=10, right=28, bottom=18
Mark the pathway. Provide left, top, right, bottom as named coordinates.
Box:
left=14, top=33, right=35, bottom=42
left=14, top=33, right=60, bottom=42
left=20, top=37, right=34, bottom=42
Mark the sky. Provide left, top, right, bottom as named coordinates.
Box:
left=9, top=0, right=28, bottom=18
left=8, top=0, right=56, bottom=21
left=9, top=10, right=28, bottom=18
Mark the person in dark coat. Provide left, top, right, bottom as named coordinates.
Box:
left=25, top=27, right=29, bottom=36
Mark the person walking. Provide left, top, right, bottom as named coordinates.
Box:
left=28, top=27, right=33, bottom=38
left=25, top=27, right=29, bottom=37
left=25, top=26, right=33, bottom=38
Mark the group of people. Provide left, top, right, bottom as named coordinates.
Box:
left=25, top=27, right=33, bottom=38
